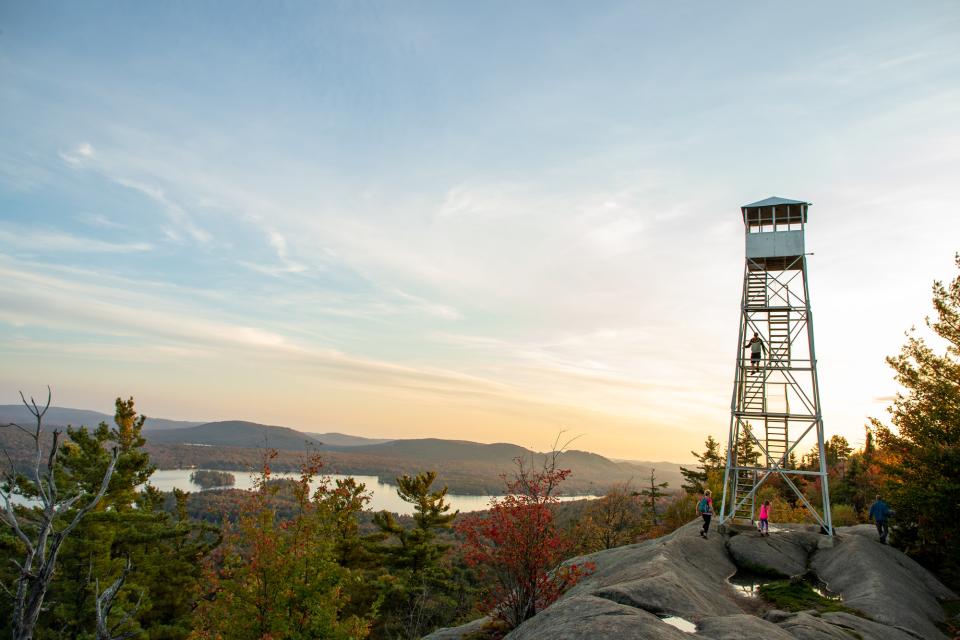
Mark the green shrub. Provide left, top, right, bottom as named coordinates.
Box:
left=830, top=503, right=859, bottom=526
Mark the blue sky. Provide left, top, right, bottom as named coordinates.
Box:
left=2, top=2, right=959, bottom=461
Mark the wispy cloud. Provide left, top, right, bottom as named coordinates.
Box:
left=58, top=142, right=95, bottom=166
left=0, top=259, right=689, bottom=440
left=0, top=262, right=480, bottom=389
left=0, top=263, right=293, bottom=352
left=239, top=229, right=307, bottom=276
left=78, top=213, right=126, bottom=229
left=110, top=176, right=211, bottom=244
left=56, top=139, right=213, bottom=245
left=0, top=157, right=54, bottom=191
left=0, top=226, right=152, bottom=253
left=0, top=279, right=593, bottom=449
left=268, top=230, right=291, bottom=261
left=0, top=336, right=216, bottom=365
left=437, top=185, right=516, bottom=219
left=4, top=257, right=232, bottom=304
left=393, top=289, right=461, bottom=320
left=238, top=261, right=304, bottom=277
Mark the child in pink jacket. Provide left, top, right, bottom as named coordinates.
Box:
left=758, top=500, right=771, bottom=536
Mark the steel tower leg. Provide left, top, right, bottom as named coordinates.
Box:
left=719, top=254, right=832, bottom=535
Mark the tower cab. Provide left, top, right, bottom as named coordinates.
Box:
left=741, top=197, right=810, bottom=271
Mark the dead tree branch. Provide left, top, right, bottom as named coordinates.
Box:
left=95, top=556, right=142, bottom=640
left=0, top=388, right=120, bottom=640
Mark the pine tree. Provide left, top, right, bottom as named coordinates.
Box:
left=736, top=426, right=761, bottom=467
left=787, top=450, right=799, bottom=470
left=324, top=477, right=372, bottom=568
left=639, top=469, right=669, bottom=525
left=863, top=425, right=876, bottom=459
left=373, top=472, right=456, bottom=573
left=44, top=397, right=219, bottom=640
left=824, top=435, right=852, bottom=467
left=874, top=254, right=960, bottom=587
left=0, top=390, right=119, bottom=640
left=371, top=471, right=460, bottom=639
left=680, top=436, right=723, bottom=494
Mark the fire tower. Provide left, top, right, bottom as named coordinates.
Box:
left=719, top=197, right=832, bottom=535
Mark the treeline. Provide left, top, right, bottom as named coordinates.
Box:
left=143, top=442, right=641, bottom=496
left=0, top=395, right=635, bottom=639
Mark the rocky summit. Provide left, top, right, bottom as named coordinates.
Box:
left=426, top=522, right=956, bottom=640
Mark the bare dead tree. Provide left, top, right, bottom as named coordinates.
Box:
left=511, top=431, right=582, bottom=501
left=94, top=556, right=142, bottom=640
left=0, top=388, right=119, bottom=640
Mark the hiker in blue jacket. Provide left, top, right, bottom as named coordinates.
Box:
left=869, top=495, right=893, bottom=544
left=697, top=490, right=714, bottom=539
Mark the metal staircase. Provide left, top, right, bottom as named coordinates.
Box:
left=765, top=416, right=788, bottom=467
left=741, top=368, right=765, bottom=413
left=732, top=271, right=768, bottom=523
left=746, top=271, right=766, bottom=307
left=768, top=309, right=791, bottom=366
left=733, top=466, right=757, bottom=521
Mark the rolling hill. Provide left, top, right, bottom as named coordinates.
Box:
left=315, top=437, right=681, bottom=487
left=306, top=432, right=394, bottom=447
left=145, top=420, right=322, bottom=451
left=142, top=426, right=684, bottom=494
left=0, top=405, right=201, bottom=431
left=2, top=406, right=686, bottom=495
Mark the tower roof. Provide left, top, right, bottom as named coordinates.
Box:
left=741, top=196, right=810, bottom=225
left=743, top=196, right=809, bottom=208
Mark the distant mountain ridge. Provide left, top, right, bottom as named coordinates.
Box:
left=145, top=420, right=322, bottom=451
left=320, top=437, right=532, bottom=458
left=141, top=425, right=684, bottom=492
left=319, top=437, right=640, bottom=477
left=0, top=405, right=201, bottom=431
left=306, top=432, right=394, bottom=447
left=1, top=405, right=685, bottom=494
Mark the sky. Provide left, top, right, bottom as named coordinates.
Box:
left=1, top=2, right=959, bottom=462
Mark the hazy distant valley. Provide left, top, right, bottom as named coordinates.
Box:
left=0, top=405, right=683, bottom=495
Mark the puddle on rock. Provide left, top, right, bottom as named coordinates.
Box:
left=728, top=570, right=842, bottom=602
left=658, top=615, right=696, bottom=633
left=728, top=570, right=775, bottom=598
left=811, top=580, right=842, bottom=601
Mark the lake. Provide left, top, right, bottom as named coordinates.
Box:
left=149, top=469, right=596, bottom=516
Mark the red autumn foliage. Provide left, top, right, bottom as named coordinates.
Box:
left=455, top=450, right=594, bottom=631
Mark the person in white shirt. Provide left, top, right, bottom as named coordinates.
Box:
left=744, top=332, right=765, bottom=372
